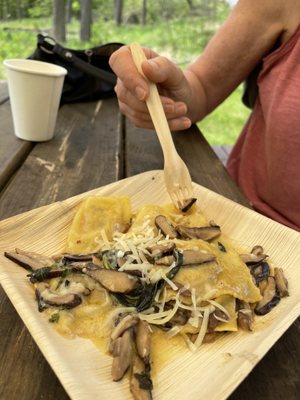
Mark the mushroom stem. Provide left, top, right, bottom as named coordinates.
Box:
left=135, top=320, right=151, bottom=364
left=111, top=329, right=134, bottom=382
left=274, top=268, right=289, bottom=297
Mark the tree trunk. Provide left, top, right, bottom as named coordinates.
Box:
left=114, top=0, right=123, bottom=26
left=141, top=0, right=147, bottom=25
left=186, top=0, right=193, bottom=10
left=80, top=0, right=92, bottom=42
left=53, top=0, right=66, bottom=42
left=66, top=0, right=73, bottom=23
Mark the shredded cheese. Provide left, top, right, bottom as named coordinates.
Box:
left=92, top=214, right=235, bottom=353
left=207, top=299, right=231, bottom=320
left=194, top=306, right=211, bottom=348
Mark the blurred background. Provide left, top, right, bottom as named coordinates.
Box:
left=0, top=0, right=249, bottom=147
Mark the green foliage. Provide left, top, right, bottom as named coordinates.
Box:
left=27, top=0, right=52, bottom=18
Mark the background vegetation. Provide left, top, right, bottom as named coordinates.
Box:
left=0, top=0, right=250, bottom=145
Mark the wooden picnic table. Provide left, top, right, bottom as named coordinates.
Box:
left=0, top=82, right=299, bottom=400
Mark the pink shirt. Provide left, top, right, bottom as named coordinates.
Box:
left=227, top=24, right=300, bottom=232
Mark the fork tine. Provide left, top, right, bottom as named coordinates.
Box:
left=186, top=185, right=194, bottom=198
left=169, top=191, right=179, bottom=207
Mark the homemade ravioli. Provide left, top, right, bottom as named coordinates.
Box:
left=6, top=195, right=289, bottom=400
left=66, top=196, right=131, bottom=253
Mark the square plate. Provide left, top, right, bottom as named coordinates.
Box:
left=0, top=170, right=299, bottom=400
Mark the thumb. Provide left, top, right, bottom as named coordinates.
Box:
left=142, top=56, right=186, bottom=93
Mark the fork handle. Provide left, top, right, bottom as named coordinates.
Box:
left=130, top=42, right=177, bottom=161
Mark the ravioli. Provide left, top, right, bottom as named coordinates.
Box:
left=129, top=204, right=261, bottom=304
left=66, top=196, right=131, bottom=254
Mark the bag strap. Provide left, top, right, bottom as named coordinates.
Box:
left=37, top=34, right=117, bottom=84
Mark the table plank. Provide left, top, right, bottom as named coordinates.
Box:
left=125, top=120, right=250, bottom=207
left=0, top=101, right=34, bottom=191
left=0, top=98, right=123, bottom=219
left=0, top=80, right=9, bottom=104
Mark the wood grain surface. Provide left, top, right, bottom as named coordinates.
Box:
left=0, top=85, right=299, bottom=400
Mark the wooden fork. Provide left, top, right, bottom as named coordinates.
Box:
left=130, top=42, right=194, bottom=209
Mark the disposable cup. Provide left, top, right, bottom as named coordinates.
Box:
left=3, top=59, right=67, bottom=142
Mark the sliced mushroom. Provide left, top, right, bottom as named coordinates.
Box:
left=28, top=267, right=65, bottom=283
left=163, top=301, right=191, bottom=328
left=179, top=198, right=197, bottom=213
left=254, top=277, right=280, bottom=315
left=111, top=329, right=134, bottom=381
left=237, top=300, right=253, bottom=331
left=155, top=215, right=178, bottom=239
left=251, top=245, right=264, bottom=257
left=168, top=282, right=191, bottom=297
left=83, top=264, right=139, bottom=293
left=135, top=320, right=151, bottom=364
left=207, top=309, right=228, bottom=332
left=170, top=308, right=191, bottom=326
left=251, top=262, right=270, bottom=284
left=239, top=253, right=267, bottom=265
left=111, top=314, right=139, bottom=341
left=35, top=283, right=82, bottom=312
left=182, top=249, right=216, bottom=265
left=190, top=332, right=219, bottom=344
left=61, top=253, right=94, bottom=263
left=155, top=249, right=215, bottom=267
left=114, top=222, right=130, bottom=234
left=274, top=267, right=289, bottom=297
left=5, top=250, right=53, bottom=271
left=258, top=279, right=268, bottom=295
left=130, top=355, right=153, bottom=400
left=15, top=248, right=54, bottom=264
left=203, top=332, right=219, bottom=344
left=175, top=225, right=221, bottom=241
left=147, top=242, right=175, bottom=260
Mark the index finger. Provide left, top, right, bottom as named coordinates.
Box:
left=109, top=45, right=158, bottom=100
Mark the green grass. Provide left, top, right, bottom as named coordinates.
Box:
left=198, top=86, right=251, bottom=144
left=0, top=17, right=250, bottom=145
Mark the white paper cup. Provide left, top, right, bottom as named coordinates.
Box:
left=3, top=59, right=67, bottom=142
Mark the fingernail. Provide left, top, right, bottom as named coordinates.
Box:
left=136, top=86, right=146, bottom=100
left=165, top=104, right=175, bottom=114
left=176, top=103, right=187, bottom=115
left=181, top=118, right=192, bottom=128
left=147, top=59, right=159, bottom=69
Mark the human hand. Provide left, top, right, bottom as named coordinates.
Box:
left=109, top=45, right=193, bottom=131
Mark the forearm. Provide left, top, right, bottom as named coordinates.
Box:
left=183, top=69, right=209, bottom=123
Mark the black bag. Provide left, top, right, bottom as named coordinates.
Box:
left=241, top=62, right=261, bottom=109
left=29, top=34, right=124, bottom=104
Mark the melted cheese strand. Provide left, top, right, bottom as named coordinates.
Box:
left=165, top=325, right=181, bottom=338
left=194, top=306, right=211, bottom=348
left=139, top=293, right=181, bottom=325
left=161, top=272, right=178, bottom=291
left=181, top=332, right=197, bottom=353
left=207, top=299, right=231, bottom=320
